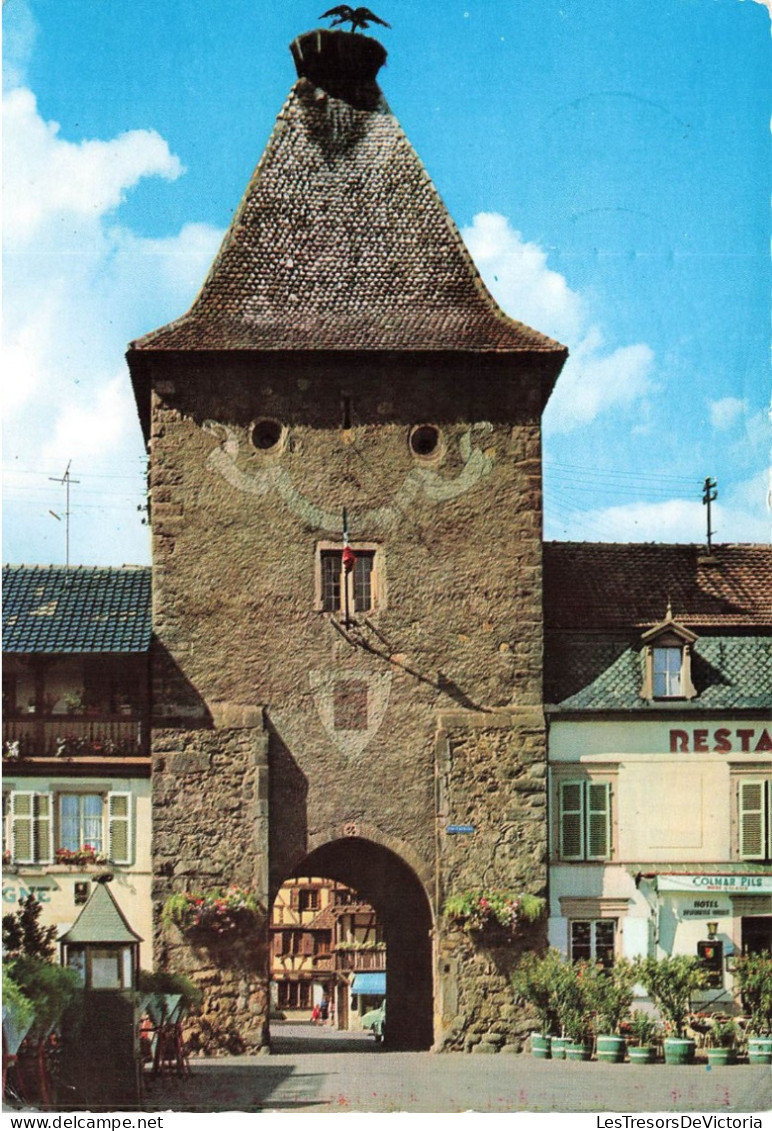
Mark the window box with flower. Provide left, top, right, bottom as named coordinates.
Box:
left=443, top=890, right=546, bottom=942
left=54, top=845, right=107, bottom=867
left=162, top=887, right=265, bottom=941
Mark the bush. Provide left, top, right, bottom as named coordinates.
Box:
left=511, top=949, right=574, bottom=1036
left=709, top=1017, right=738, bottom=1049
left=2, top=894, right=57, bottom=961
left=625, top=1009, right=659, bottom=1046
left=588, top=959, right=636, bottom=1035
left=634, top=955, right=708, bottom=1038
left=733, top=953, right=772, bottom=1036
left=6, top=956, right=83, bottom=1038
left=137, top=969, right=204, bottom=1011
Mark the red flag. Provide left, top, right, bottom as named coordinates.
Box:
left=342, top=544, right=356, bottom=573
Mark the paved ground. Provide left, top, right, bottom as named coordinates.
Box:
left=140, top=1024, right=772, bottom=1114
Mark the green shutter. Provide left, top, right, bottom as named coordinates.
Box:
left=11, top=791, right=35, bottom=863
left=10, top=792, right=52, bottom=864
left=560, top=781, right=584, bottom=859
left=586, top=782, right=611, bottom=860
left=739, top=781, right=766, bottom=860
left=36, top=792, right=53, bottom=863
left=107, top=791, right=133, bottom=864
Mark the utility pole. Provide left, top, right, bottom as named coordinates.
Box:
left=49, top=462, right=80, bottom=567
left=702, top=476, right=717, bottom=554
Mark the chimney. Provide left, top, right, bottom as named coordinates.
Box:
left=290, top=28, right=387, bottom=108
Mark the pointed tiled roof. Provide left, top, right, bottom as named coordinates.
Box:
left=2, top=565, right=152, bottom=653
left=130, top=35, right=566, bottom=358
left=60, top=880, right=142, bottom=945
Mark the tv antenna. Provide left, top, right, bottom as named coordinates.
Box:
left=49, top=461, right=80, bottom=567
left=702, top=476, right=717, bottom=554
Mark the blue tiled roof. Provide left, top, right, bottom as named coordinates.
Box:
left=2, top=566, right=152, bottom=654
left=548, top=635, right=772, bottom=712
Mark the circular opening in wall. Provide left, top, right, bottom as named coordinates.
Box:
left=250, top=418, right=284, bottom=452
left=409, top=424, right=443, bottom=460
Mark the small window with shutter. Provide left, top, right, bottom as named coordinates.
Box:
left=559, top=779, right=611, bottom=862
left=739, top=779, right=771, bottom=861
left=5, top=789, right=134, bottom=867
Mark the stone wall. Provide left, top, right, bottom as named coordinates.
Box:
left=434, top=709, right=548, bottom=1050
left=145, top=350, right=549, bottom=1050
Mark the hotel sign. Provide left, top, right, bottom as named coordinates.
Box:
left=657, top=874, right=772, bottom=894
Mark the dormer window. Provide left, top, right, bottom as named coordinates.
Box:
left=640, top=607, right=698, bottom=701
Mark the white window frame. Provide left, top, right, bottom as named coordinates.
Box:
left=569, top=918, right=618, bottom=966
left=652, top=646, right=683, bottom=698
left=558, top=779, right=612, bottom=861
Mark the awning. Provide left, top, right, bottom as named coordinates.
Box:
left=350, top=972, right=386, bottom=996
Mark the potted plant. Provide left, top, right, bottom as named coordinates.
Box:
left=590, top=959, right=635, bottom=1063
left=511, top=949, right=568, bottom=1059
left=443, top=889, right=546, bottom=940
left=706, top=1017, right=738, bottom=1066
left=563, top=1005, right=594, bottom=1061
left=62, top=690, right=84, bottom=716
left=625, top=1009, right=659, bottom=1064
left=162, top=886, right=265, bottom=939
left=560, top=962, right=597, bottom=1060
left=634, top=955, right=708, bottom=1064
left=733, top=953, right=772, bottom=1064
left=137, top=968, right=203, bottom=1022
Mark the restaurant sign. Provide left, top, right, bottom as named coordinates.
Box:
left=657, top=874, right=772, bottom=894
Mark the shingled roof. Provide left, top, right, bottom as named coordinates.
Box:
left=130, top=30, right=566, bottom=358
left=544, top=543, right=772, bottom=631
left=543, top=543, right=772, bottom=710
left=60, top=880, right=142, bottom=945
left=2, top=566, right=152, bottom=654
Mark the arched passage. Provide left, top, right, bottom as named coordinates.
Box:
left=278, top=837, right=434, bottom=1051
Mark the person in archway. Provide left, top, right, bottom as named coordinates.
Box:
left=320, top=996, right=329, bottom=1022
left=311, top=1003, right=321, bottom=1025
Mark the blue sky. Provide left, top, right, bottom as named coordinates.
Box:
left=3, top=0, right=770, bottom=566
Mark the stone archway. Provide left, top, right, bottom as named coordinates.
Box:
left=280, top=837, right=434, bottom=1051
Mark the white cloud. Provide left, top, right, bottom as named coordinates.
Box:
left=462, top=212, right=655, bottom=434
left=545, top=493, right=771, bottom=544
left=2, top=84, right=224, bottom=565
left=709, top=396, right=747, bottom=431
left=462, top=211, right=583, bottom=342
left=3, top=88, right=184, bottom=242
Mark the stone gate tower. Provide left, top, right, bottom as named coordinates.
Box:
left=128, top=26, right=566, bottom=1053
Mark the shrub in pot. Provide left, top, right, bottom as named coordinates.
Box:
left=634, top=956, right=708, bottom=1064
left=512, top=949, right=573, bottom=1058
left=706, top=1018, right=738, bottom=1066
left=589, top=959, right=635, bottom=1063
left=624, top=1010, right=659, bottom=1064
left=733, top=953, right=772, bottom=1064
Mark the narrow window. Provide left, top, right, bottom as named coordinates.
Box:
left=653, top=646, right=682, bottom=697
left=60, top=794, right=103, bottom=854
left=318, top=549, right=376, bottom=615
